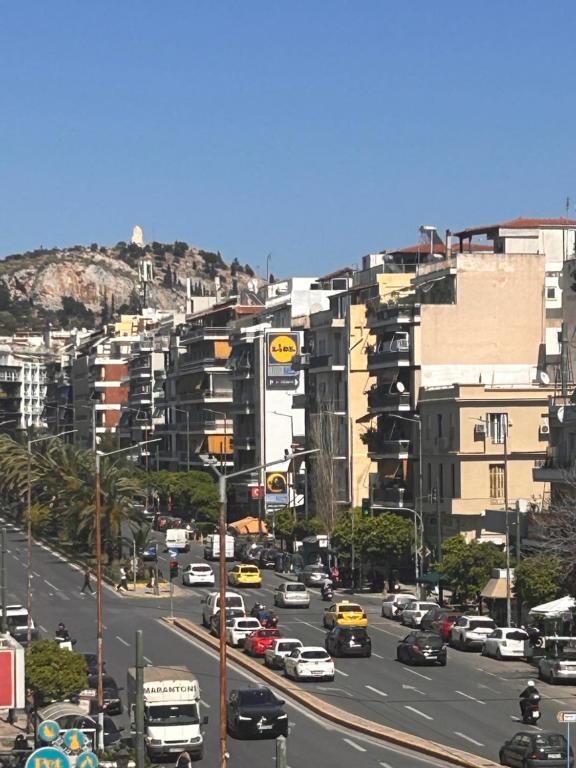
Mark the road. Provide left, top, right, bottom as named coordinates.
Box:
left=1, top=520, right=451, bottom=768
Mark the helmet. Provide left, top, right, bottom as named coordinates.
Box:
left=58, top=622, right=65, bottom=629
left=527, top=680, right=535, bottom=687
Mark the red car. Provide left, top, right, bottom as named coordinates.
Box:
left=434, top=612, right=463, bottom=641
left=243, top=628, right=282, bottom=657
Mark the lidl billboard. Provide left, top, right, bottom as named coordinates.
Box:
left=266, top=332, right=300, bottom=390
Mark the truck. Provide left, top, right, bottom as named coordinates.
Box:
left=203, top=533, right=234, bottom=561
left=127, top=666, right=207, bottom=761
left=165, top=527, right=189, bottom=553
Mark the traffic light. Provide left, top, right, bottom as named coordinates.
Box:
left=169, top=559, right=179, bottom=579
left=361, top=499, right=371, bottom=518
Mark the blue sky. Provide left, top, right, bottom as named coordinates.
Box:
left=1, top=1, right=574, bottom=276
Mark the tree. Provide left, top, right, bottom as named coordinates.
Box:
left=514, top=553, right=564, bottom=608
left=146, top=470, right=219, bottom=522
left=331, top=509, right=412, bottom=568
left=26, top=641, right=88, bottom=705
left=308, top=409, right=339, bottom=533
left=531, top=498, right=576, bottom=591
left=438, top=535, right=507, bottom=602
left=244, top=264, right=255, bottom=277
left=162, top=267, right=173, bottom=288
left=273, top=508, right=294, bottom=545
left=293, top=516, right=326, bottom=541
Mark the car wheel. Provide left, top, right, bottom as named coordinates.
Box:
left=439, top=658, right=447, bottom=667
left=365, top=649, right=372, bottom=658
left=481, top=645, right=487, bottom=657
left=496, top=648, right=503, bottom=661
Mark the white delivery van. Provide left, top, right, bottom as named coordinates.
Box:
left=203, top=534, right=234, bottom=561
left=201, top=591, right=246, bottom=628
left=127, top=666, right=207, bottom=761
left=165, top=528, right=189, bottom=553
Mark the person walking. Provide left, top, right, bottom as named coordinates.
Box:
left=80, top=566, right=94, bottom=594
left=116, top=565, right=128, bottom=592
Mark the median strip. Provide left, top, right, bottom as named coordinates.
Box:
left=167, top=616, right=501, bottom=768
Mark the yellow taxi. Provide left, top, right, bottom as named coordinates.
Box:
left=322, top=600, right=368, bottom=629
left=227, top=564, right=262, bottom=588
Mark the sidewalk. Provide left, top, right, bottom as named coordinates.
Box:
left=0, top=712, right=29, bottom=750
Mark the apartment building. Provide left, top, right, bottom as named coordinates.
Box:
left=0, top=347, right=47, bottom=430
left=419, top=384, right=550, bottom=547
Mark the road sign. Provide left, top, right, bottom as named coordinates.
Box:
left=37, top=720, right=60, bottom=743
left=25, top=746, right=70, bottom=768
left=557, top=711, right=576, bottom=722
left=76, top=752, right=98, bottom=768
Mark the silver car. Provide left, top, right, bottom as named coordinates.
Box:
left=274, top=582, right=311, bottom=608
left=539, top=654, right=576, bottom=684
left=302, top=565, right=329, bottom=587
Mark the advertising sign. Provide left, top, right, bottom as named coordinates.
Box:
left=0, top=649, right=14, bottom=708
left=25, top=747, right=71, bottom=768
left=266, top=332, right=300, bottom=390
left=266, top=471, right=288, bottom=506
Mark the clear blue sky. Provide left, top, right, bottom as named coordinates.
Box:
left=1, top=1, right=574, bottom=276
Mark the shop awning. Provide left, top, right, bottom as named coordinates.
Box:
left=481, top=577, right=512, bottom=599
left=228, top=516, right=268, bottom=535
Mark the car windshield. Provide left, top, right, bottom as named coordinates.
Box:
left=470, top=620, right=496, bottom=631
left=279, top=642, right=300, bottom=652
left=238, top=689, right=275, bottom=706
left=191, top=566, right=211, bottom=573
left=258, top=629, right=279, bottom=638
left=505, top=630, right=528, bottom=640
left=302, top=650, right=329, bottom=660
left=416, top=636, right=443, bottom=648
left=146, top=704, right=199, bottom=725
left=287, top=584, right=306, bottom=592
left=238, top=621, right=260, bottom=629
left=346, top=629, right=367, bottom=638
left=338, top=605, right=362, bottom=613
left=224, top=596, right=244, bottom=608
left=242, top=567, right=259, bottom=574
left=534, top=734, right=566, bottom=748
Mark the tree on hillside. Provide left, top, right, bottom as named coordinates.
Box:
left=26, top=641, right=88, bottom=705
left=438, top=535, right=507, bottom=602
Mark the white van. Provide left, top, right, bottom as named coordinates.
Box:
left=201, top=591, right=245, bottom=628
left=203, top=534, right=234, bottom=561
left=165, top=528, right=189, bottom=553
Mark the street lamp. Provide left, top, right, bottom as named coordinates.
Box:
left=211, top=448, right=318, bottom=768
left=204, top=408, right=228, bottom=476
left=94, top=437, right=161, bottom=749
left=27, top=429, right=77, bottom=642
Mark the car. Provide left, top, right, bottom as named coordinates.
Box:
left=381, top=593, right=417, bottom=619
left=227, top=687, right=288, bottom=739
left=420, top=605, right=451, bottom=632
left=226, top=617, right=262, bottom=647
left=46, top=710, right=123, bottom=748
left=264, top=639, right=304, bottom=669
left=284, top=646, right=335, bottom=681
left=396, top=632, right=447, bottom=666
left=228, top=564, right=262, bottom=588
left=241, top=546, right=263, bottom=564
left=182, top=563, right=215, bottom=587
left=3, top=605, right=40, bottom=645
left=201, top=591, right=246, bottom=628
left=209, top=608, right=246, bottom=637
left=244, top=628, right=282, bottom=657
left=259, top=548, right=280, bottom=569
left=499, top=731, right=573, bottom=767
left=141, top=543, right=158, bottom=562
left=325, top=626, right=371, bottom=658
left=432, top=612, right=463, bottom=641
left=87, top=674, right=122, bottom=715
left=482, top=627, right=528, bottom=660
left=302, top=564, right=329, bottom=587
left=322, top=601, right=367, bottom=629
left=273, top=582, right=311, bottom=608
left=450, top=615, right=497, bottom=651
left=538, top=653, right=576, bottom=684
left=400, top=601, right=438, bottom=628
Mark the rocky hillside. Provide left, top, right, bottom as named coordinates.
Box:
left=0, top=240, right=258, bottom=333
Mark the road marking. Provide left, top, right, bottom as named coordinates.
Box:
left=402, top=667, right=431, bottom=681
left=144, top=656, right=153, bottom=665
left=455, top=690, right=485, bottom=705
left=343, top=738, right=367, bottom=752
left=454, top=731, right=485, bottom=747
left=295, top=619, right=325, bottom=633
left=477, top=683, right=499, bottom=694
left=39, top=625, right=47, bottom=633
left=334, top=668, right=349, bottom=677
left=404, top=705, right=433, bottom=720
left=317, top=686, right=352, bottom=697
left=115, top=635, right=130, bottom=647
left=200, top=699, right=211, bottom=708
left=33, top=571, right=41, bottom=577
left=44, top=580, right=59, bottom=591
left=379, top=763, right=394, bottom=768
left=372, top=652, right=384, bottom=659
left=402, top=684, right=426, bottom=695
left=365, top=685, right=388, bottom=697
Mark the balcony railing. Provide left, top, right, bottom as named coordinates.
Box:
left=367, top=388, right=411, bottom=411
left=367, top=343, right=410, bottom=367
left=372, top=486, right=412, bottom=507
left=367, top=304, right=420, bottom=327
left=180, top=326, right=231, bottom=344
left=309, top=353, right=345, bottom=369
left=178, top=353, right=229, bottom=370
left=233, top=435, right=256, bottom=450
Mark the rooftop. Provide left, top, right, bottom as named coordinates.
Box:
left=455, top=217, right=576, bottom=239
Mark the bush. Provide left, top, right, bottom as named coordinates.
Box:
left=26, top=640, right=88, bottom=705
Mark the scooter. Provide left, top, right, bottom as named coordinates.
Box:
left=521, top=692, right=541, bottom=724
left=321, top=582, right=334, bottom=601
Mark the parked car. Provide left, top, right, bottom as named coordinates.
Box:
left=499, top=731, right=573, bottom=767
left=227, top=687, right=288, bottom=739
left=401, top=601, right=438, bottom=628
left=273, top=582, right=311, bottom=608
left=87, top=674, right=122, bottom=715
left=420, top=605, right=451, bottom=632
left=81, top=653, right=105, bottom=676
left=482, top=627, right=528, bottom=660
left=323, top=601, right=367, bottom=629
left=539, top=653, right=576, bottom=684
left=302, top=564, right=329, bottom=588
left=226, top=617, right=262, bottom=647
left=381, top=593, right=417, bottom=619
left=264, top=639, right=304, bottom=669
left=396, top=632, right=447, bottom=666
left=450, top=615, right=497, bottom=651
left=182, top=563, right=215, bottom=587
left=244, top=628, right=282, bottom=657
left=325, top=626, right=371, bottom=658
left=284, top=647, right=335, bottom=681
left=432, top=611, right=463, bottom=641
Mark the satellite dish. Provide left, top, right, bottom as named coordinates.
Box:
left=537, top=370, right=550, bottom=385
left=558, top=406, right=566, bottom=423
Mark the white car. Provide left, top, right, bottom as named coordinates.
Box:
left=274, top=582, right=311, bottom=608
left=482, top=627, right=528, bottom=660
left=182, top=563, right=215, bottom=587
left=264, top=638, right=304, bottom=669
left=450, top=616, right=497, bottom=651
left=401, top=601, right=438, bottom=627
left=284, top=646, right=335, bottom=681
left=381, top=593, right=416, bottom=619
left=226, top=617, right=262, bottom=647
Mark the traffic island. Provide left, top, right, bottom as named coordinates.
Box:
left=166, top=616, right=501, bottom=768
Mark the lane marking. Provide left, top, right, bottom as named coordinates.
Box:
left=334, top=668, right=349, bottom=677
left=402, top=667, right=431, bottom=681
left=372, top=652, right=384, bottom=659
left=144, top=656, right=153, bottom=665
left=379, top=763, right=394, bottom=768
left=404, top=705, right=433, bottom=720
left=402, top=684, right=426, bottom=695
left=115, top=635, right=130, bottom=647
left=44, top=580, right=59, bottom=591
left=366, top=685, right=388, bottom=697
left=477, top=683, right=499, bottom=694
left=454, top=731, right=485, bottom=747
left=455, top=690, right=485, bottom=705
left=295, top=619, right=325, bottom=633
left=200, top=699, right=211, bottom=709
left=39, top=625, right=47, bottom=633
left=33, top=571, right=41, bottom=578
left=343, top=738, right=367, bottom=752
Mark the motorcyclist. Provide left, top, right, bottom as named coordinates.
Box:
left=519, top=680, right=540, bottom=719
left=321, top=578, right=333, bottom=599
left=55, top=622, right=70, bottom=641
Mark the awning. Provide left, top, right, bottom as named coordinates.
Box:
left=481, top=577, right=512, bottom=599
left=529, top=596, right=575, bottom=618
left=228, top=516, right=268, bottom=535
left=356, top=413, right=375, bottom=424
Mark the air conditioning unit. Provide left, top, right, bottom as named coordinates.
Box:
left=474, top=423, right=486, bottom=436
left=539, top=424, right=550, bottom=437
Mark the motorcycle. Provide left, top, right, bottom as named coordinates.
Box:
left=521, top=692, right=541, bottom=724
left=321, top=581, right=334, bottom=602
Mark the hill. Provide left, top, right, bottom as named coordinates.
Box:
left=0, top=240, right=257, bottom=333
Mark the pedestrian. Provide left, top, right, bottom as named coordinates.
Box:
left=80, top=566, right=94, bottom=594
left=330, top=564, right=340, bottom=586
left=176, top=751, right=192, bottom=768
left=116, top=566, right=128, bottom=592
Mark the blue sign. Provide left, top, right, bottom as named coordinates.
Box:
left=76, top=752, right=98, bottom=768
left=62, top=730, right=86, bottom=752
left=25, top=746, right=70, bottom=768
left=38, top=721, right=60, bottom=744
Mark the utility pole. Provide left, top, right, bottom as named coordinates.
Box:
left=1, top=527, right=7, bottom=634
left=95, top=452, right=105, bottom=750
left=218, top=475, right=228, bottom=768
left=276, top=735, right=287, bottom=768
left=135, top=630, right=145, bottom=768
left=503, top=426, right=512, bottom=627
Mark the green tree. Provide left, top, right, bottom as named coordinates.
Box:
left=146, top=470, right=219, bottom=522
left=26, top=641, right=88, bottom=705
left=514, top=553, right=564, bottom=608
left=293, top=516, right=326, bottom=541
left=273, top=508, right=294, bottom=545
left=438, top=535, right=507, bottom=602
left=332, top=509, right=412, bottom=567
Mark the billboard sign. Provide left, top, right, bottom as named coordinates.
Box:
left=0, top=649, right=14, bottom=708
left=266, top=471, right=288, bottom=506
left=266, top=332, right=300, bottom=390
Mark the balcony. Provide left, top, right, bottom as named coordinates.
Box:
left=533, top=457, right=573, bottom=483
left=310, top=311, right=346, bottom=330
left=0, top=371, right=22, bottom=383
left=309, top=353, right=345, bottom=371
left=230, top=362, right=254, bottom=380
left=178, top=389, right=233, bottom=404
left=178, top=352, right=229, bottom=372
left=230, top=401, right=255, bottom=414
left=367, top=341, right=411, bottom=369
left=362, top=430, right=412, bottom=459
left=367, top=303, right=420, bottom=329
left=367, top=387, right=411, bottom=412
left=233, top=435, right=256, bottom=451
left=180, top=326, right=231, bottom=345
left=372, top=486, right=413, bottom=509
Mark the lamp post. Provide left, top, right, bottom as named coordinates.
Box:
left=204, top=408, right=228, bottom=476
left=27, top=429, right=77, bottom=643
left=212, top=448, right=318, bottom=768
left=272, top=412, right=295, bottom=520
left=94, top=437, right=161, bottom=750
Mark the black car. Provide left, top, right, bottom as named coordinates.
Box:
left=87, top=674, right=122, bottom=715
left=396, top=632, right=447, bottom=666
left=420, top=606, right=450, bottom=633
left=325, top=626, right=372, bottom=658
left=499, top=731, right=573, bottom=767
left=227, top=687, right=288, bottom=739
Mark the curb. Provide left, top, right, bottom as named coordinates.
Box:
left=168, top=616, right=500, bottom=768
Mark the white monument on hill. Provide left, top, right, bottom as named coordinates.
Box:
left=131, top=225, right=144, bottom=247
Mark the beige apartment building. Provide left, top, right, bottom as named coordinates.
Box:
left=419, top=384, right=551, bottom=547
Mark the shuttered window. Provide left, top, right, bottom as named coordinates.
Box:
left=489, top=464, right=505, bottom=501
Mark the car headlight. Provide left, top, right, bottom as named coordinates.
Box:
left=238, top=715, right=252, bottom=721
left=277, top=714, right=288, bottom=719
left=150, top=739, right=163, bottom=745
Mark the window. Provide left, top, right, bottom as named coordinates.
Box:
left=427, top=463, right=432, bottom=494
left=451, top=464, right=456, bottom=498
left=547, top=286, right=556, bottom=300
left=487, top=413, right=508, bottom=444
left=438, top=464, right=444, bottom=499
left=437, top=414, right=443, bottom=439
left=489, top=464, right=505, bottom=501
